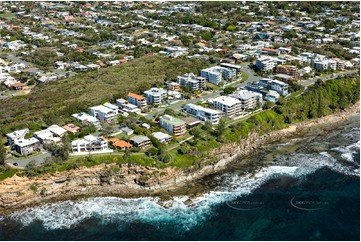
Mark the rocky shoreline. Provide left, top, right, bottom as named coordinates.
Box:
left=0, top=102, right=359, bottom=216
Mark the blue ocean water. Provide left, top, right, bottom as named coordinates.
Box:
left=0, top=121, right=359, bottom=241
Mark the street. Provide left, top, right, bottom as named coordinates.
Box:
left=144, top=62, right=260, bottom=119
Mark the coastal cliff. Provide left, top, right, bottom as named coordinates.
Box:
left=0, top=102, right=359, bottom=215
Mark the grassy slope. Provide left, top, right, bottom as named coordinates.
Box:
left=0, top=55, right=208, bottom=134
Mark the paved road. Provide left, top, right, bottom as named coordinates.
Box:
left=7, top=152, right=51, bottom=168
left=144, top=63, right=260, bottom=119
left=6, top=54, right=31, bottom=67
left=300, top=70, right=360, bottom=87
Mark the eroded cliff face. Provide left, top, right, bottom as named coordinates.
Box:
left=0, top=164, right=185, bottom=213
left=0, top=103, right=358, bottom=214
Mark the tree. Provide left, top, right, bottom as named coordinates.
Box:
left=202, top=121, right=213, bottom=134
left=201, top=32, right=213, bottom=41
left=0, top=138, right=6, bottom=166
left=222, top=86, right=236, bottom=95
left=216, top=117, right=227, bottom=135
left=190, top=126, right=202, bottom=139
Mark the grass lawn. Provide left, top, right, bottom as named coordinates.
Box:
left=239, top=71, right=249, bottom=82
left=0, top=12, right=16, bottom=19
left=206, top=82, right=221, bottom=90
left=113, top=133, right=136, bottom=140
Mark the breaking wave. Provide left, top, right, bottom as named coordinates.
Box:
left=9, top=136, right=360, bottom=231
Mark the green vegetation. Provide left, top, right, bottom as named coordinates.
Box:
left=0, top=75, right=359, bottom=180
left=0, top=55, right=208, bottom=135
left=0, top=136, right=5, bottom=166
left=0, top=166, right=16, bottom=181
left=0, top=12, right=16, bottom=20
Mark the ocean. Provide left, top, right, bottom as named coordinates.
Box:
left=0, top=116, right=359, bottom=241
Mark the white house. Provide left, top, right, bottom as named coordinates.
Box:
left=89, top=105, right=118, bottom=122
left=6, top=128, right=29, bottom=146
left=71, top=135, right=110, bottom=153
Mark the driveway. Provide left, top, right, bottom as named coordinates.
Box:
left=7, top=152, right=51, bottom=168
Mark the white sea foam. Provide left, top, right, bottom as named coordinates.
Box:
left=9, top=141, right=360, bottom=231
left=331, top=140, right=360, bottom=163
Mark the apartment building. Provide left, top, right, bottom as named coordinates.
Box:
left=311, top=59, right=337, bottom=72
left=276, top=65, right=301, bottom=79
left=332, top=58, right=346, bottom=70
left=144, top=87, right=167, bottom=105
left=184, top=103, right=222, bottom=125
left=200, top=66, right=236, bottom=85
left=177, top=73, right=206, bottom=91
left=212, top=96, right=242, bottom=118
left=159, top=115, right=187, bottom=136
left=220, top=63, right=242, bottom=75
left=167, top=81, right=181, bottom=91
left=259, top=79, right=289, bottom=96
left=127, top=92, right=147, bottom=109
left=255, top=56, right=276, bottom=72
left=230, top=90, right=263, bottom=111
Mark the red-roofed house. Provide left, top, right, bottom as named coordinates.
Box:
left=261, top=48, right=280, bottom=56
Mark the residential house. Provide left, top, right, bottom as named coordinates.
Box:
left=14, top=138, right=40, bottom=156
left=261, top=48, right=280, bottom=56
left=159, top=115, right=187, bottom=136
left=183, top=116, right=202, bottom=128
left=230, top=90, right=263, bottom=111
left=62, top=123, right=81, bottom=134
left=178, top=73, right=206, bottom=91
left=116, top=98, right=141, bottom=114
left=72, top=112, right=101, bottom=130
left=151, top=131, right=173, bottom=143
left=34, top=125, right=67, bottom=144
left=6, top=128, right=29, bottom=146
left=121, top=127, right=134, bottom=136
left=72, top=135, right=110, bottom=153
left=144, top=87, right=167, bottom=105
left=129, top=135, right=151, bottom=149
left=89, top=105, right=118, bottom=122
left=184, top=103, right=222, bottom=125
left=109, top=138, right=133, bottom=150
left=212, top=96, right=242, bottom=118
left=127, top=92, right=147, bottom=109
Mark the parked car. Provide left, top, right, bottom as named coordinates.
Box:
left=13, top=162, right=18, bottom=166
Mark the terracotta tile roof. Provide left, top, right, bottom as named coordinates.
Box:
left=262, top=48, right=280, bottom=53
left=109, top=138, right=120, bottom=144
left=113, top=140, right=133, bottom=148
left=128, top=92, right=145, bottom=100
left=11, top=82, right=26, bottom=87
left=62, top=123, right=80, bottom=132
